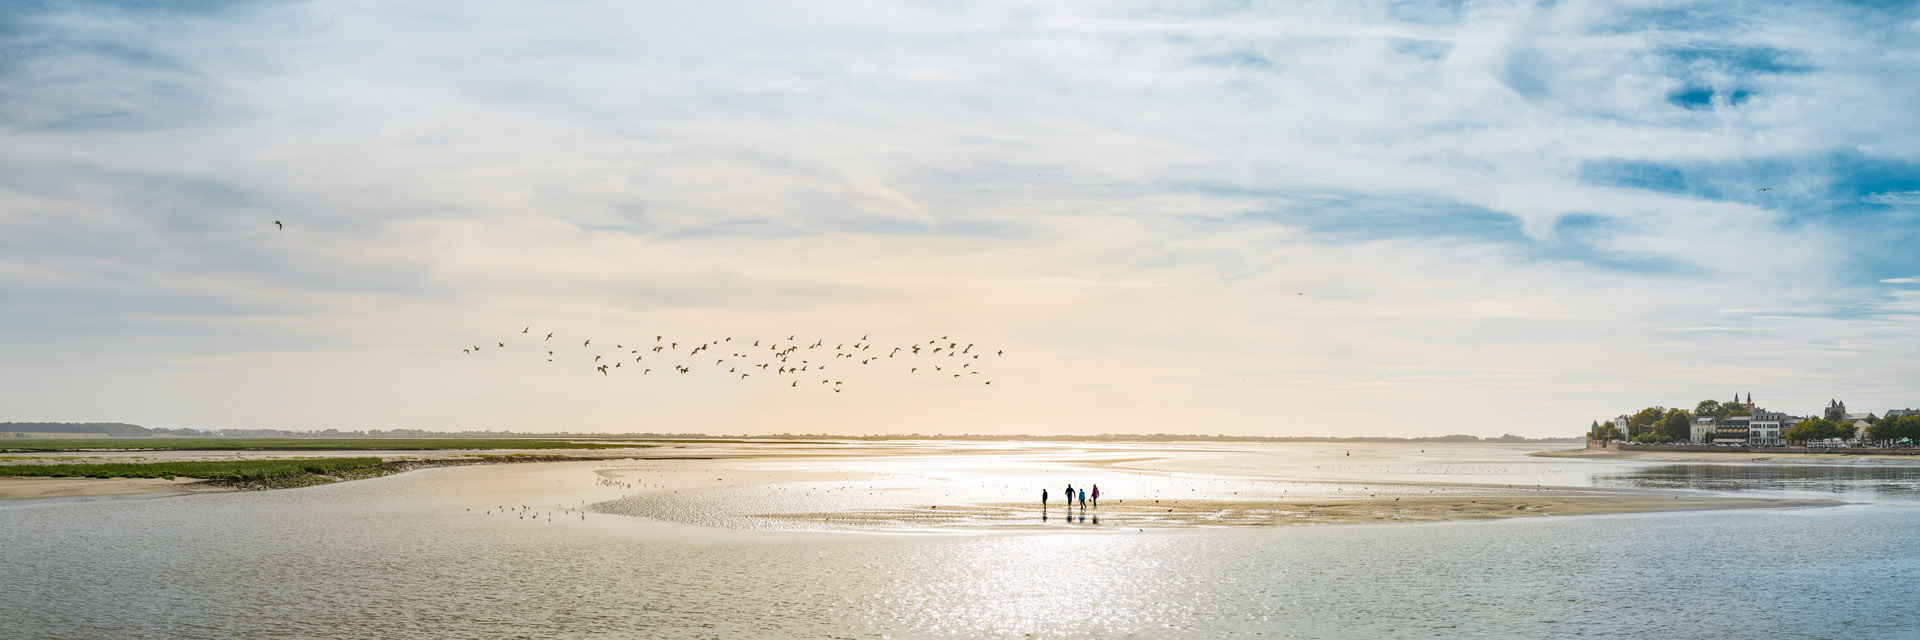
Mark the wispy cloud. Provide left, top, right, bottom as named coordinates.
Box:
left=1865, top=192, right=1920, bottom=206
left=1, top=0, right=1917, bottom=435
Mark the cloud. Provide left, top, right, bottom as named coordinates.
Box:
left=2, top=0, right=1918, bottom=435
left=1865, top=191, right=1920, bottom=206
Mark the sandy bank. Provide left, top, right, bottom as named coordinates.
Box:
left=0, top=476, right=221, bottom=501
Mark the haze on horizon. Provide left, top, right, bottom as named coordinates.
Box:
left=2, top=1, right=1916, bottom=437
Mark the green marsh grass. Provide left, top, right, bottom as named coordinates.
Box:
left=0, top=457, right=388, bottom=481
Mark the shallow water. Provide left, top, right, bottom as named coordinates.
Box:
left=5, top=442, right=1920, bottom=639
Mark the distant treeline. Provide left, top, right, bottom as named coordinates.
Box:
left=0, top=422, right=153, bottom=437
left=1, top=423, right=1574, bottom=443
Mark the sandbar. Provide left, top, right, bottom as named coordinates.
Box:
left=0, top=476, right=219, bottom=501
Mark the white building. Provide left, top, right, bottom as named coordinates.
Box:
left=1691, top=417, right=1718, bottom=443
left=1748, top=411, right=1785, bottom=446
left=1844, top=412, right=1877, bottom=443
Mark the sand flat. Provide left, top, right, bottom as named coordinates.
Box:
left=754, top=495, right=1842, bottom=530
left=580, top=442, right=1853, bottom=532
left=0, top=476, right=218, bottom=501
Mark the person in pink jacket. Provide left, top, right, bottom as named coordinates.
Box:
left=1091, top=484, right=1100, bottom=507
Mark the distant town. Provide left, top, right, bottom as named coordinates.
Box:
left=1590, top=395, right=1920, bottom=447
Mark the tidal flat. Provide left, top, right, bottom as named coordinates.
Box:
left=6, top=441, right=1918, bottom=638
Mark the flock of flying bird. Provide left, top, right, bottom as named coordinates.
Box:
left=462, top=328, right=1003, bottom=391
left=267, top=222, right=1007, bottom=391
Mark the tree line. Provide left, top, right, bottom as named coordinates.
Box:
left=1866, top=415, right=1920, bottom=443
left=1586, top=398, right=1879, bottom=445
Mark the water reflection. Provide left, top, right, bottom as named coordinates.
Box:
left=1594, top=464, right=1920, bottom=500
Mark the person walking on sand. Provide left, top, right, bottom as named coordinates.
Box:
left=1091, top=484, right=1100, bottom=508
left=1042, top=488, right=1049, bottom=509
left=1065, top=484, right=1074, bottom=510
left=1079, top=488, right=1087, bottom=508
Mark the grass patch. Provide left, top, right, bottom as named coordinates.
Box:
left=0, top=438, right=646, bottom=453
left=0, top=457, right=387, bottom=481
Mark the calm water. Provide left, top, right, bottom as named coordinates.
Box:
left=5, top=444, right=1920, bottom=639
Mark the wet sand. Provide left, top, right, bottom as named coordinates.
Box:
left=576, top=442, right=1850, bottom=531
left=759, top=495, right=1841, bottom=529
left=0, top=476, right=220, bottom=501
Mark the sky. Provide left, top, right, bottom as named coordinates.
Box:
left=2, top=0, right=1917, bottom=437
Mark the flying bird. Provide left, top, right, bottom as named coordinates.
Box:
left=273, top=221, right=282, bottom=230
left=522, top=327, right=529, bottom=333
left=546, top=332, right=554, bottom=341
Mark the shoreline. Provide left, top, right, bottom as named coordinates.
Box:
left=1530, top=447, right=1920, bottom=463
